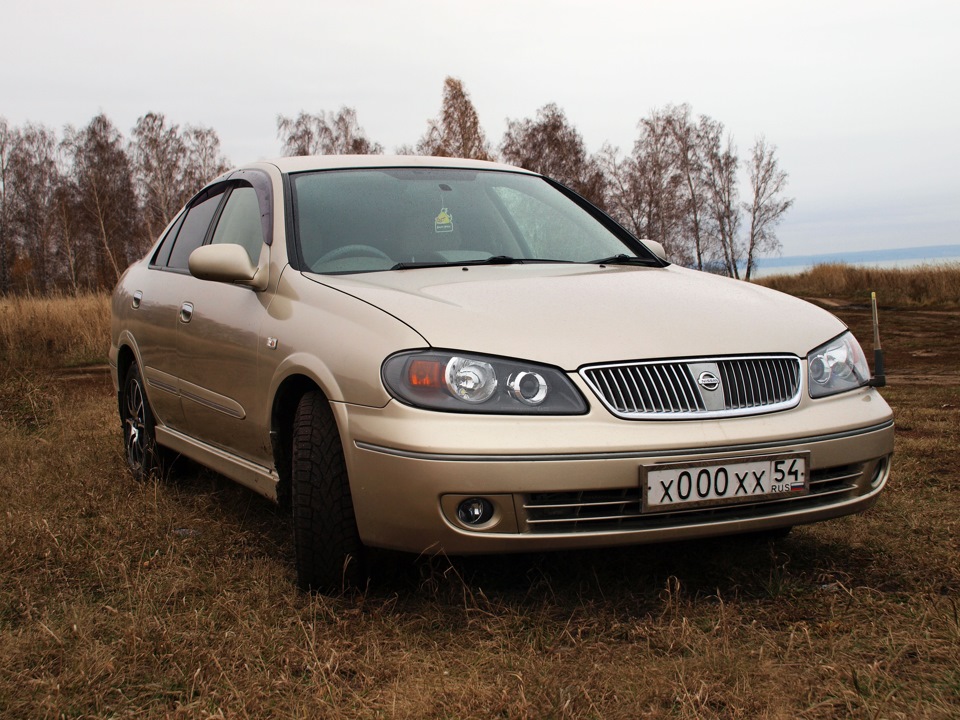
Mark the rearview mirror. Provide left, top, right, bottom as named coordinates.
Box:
left=641, top=239, right=668, bottom=262
left=188, top=244, right=265, bottom=289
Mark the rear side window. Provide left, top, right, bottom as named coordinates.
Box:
left=166, top=188, right=226, bottom=270
left=150, top=211, right=186, bottom=268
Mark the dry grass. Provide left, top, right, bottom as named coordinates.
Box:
left=755, top=263, right=960, bottom=308
left=1, top=281, right=959, bottom=718
left=0, top=292, right=111, bottom=368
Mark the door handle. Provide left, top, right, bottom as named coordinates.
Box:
left=132, top=290, right=143, bottom=309
left=179, top=302, right=194, bottom=323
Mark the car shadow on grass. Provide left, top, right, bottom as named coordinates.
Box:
left=158, top=461, right=896, bottom=611
left=374, top=530, right=891, bottom=612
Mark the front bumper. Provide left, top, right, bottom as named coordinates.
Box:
left=335, top=387, right=894, bottom=554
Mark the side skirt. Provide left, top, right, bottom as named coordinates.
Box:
left=156, top=426, right=279, bottom=502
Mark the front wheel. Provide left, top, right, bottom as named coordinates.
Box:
left=291, top=391, right=366, bottom=593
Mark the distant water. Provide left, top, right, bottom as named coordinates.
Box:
left=749, top=244, right=960, bottom=278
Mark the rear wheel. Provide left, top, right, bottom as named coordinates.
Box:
left=291, top=391, right=366, bottom=593
left=120, top=362, right=172, bottom=481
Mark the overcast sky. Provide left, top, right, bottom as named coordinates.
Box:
left=2, top=0, right=957, bottom=257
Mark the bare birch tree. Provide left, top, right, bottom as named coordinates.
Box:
left=742, top=137, right=793, bottom=280
left=183, top=126, right=230, bottom=188
left=131, top=113, right=229, bottom=254
left=276, top=112, right=324, bottom=156
left=500, top=103, right=607, bottom=207
left=131, top=112, right=188, bottom=243
left=7, top=124, right=61, bottom=292
left=277, top=107, right=382, bottom=156
left=53, top=175, right=81, bottom=295
left=604, top=109, right=691, bottom=263
left=0, top=101, right=794, bottom=293
left=325, top=108, right=383, bottom=155
left=700, top=118, right=741, bottom=277
left=65, top=114, right=139, bottom=287
left=599, top=146, right=650, bottom=240
left=416, top=77, right=492, bottom=160
left=665, top=105, right=714, bottom=271
left=0, top=118, right=13, bottom=294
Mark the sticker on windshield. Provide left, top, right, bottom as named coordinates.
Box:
left=435, top=208, right=454, bottom=233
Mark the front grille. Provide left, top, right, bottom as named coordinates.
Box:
left=580, top=355, right=802, bottom=419
left=522, top=464, right=863, bottom=534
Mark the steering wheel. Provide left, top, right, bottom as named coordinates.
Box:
left=317, top=244, right=392, bottom=264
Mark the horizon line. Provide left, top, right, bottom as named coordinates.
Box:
left=757, top=243, right=960, bottom=268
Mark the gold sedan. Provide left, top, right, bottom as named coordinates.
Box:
left=110, top=156, right=894, bottom=593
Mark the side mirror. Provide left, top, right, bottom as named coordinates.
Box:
left=188, top=244, right=265, bottom=289
left=641, top=239, right=668, bottom=262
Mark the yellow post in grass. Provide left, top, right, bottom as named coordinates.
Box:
left=869, top=291, right=886, bottom=387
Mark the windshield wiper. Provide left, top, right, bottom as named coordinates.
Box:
left=390, top=260, right=453, bottom=270
left=391, top=255, right=652, bottom=271
left=391, top=256, right=576, bottom=270
left=390, top=256, right=522, bottom=270
left=589, top=254, right=659, bottom=266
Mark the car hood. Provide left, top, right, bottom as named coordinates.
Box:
left=307, top=264, right=846, bottom=369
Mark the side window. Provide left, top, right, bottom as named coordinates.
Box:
left=150, top=210, right=186, bottom=268
left=166, top=188, right=226, bottom=270
left=210, top=186, right=264, bottom=264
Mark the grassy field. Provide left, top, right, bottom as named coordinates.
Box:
left=1, top=278, right=958, bottom=718
left=755, top=262, right=960, bottom=309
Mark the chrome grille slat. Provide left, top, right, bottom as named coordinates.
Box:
left=759, top=362, right=771, bottom=400
left=671, top=364, right=697, bottom=412
left=753, top=361, right=764, bottom=403
left=615, top=367, right=636, bottom=414
left=734, top=361, right=749, bottom=407
left=624, top=367, right=645, bottom=413
left=650, top=365, right=672, bottom=411
left=526, top=486, right=856, bottom=528
left=767, top=362, right=780, bottom=400
left=809, top=466, right=863, bottom=487
left=523, top=500, right=635, bottom=511
left=522, top=464, right=863, bottom=533
left=527, top=513, right=644, bottom=526
left=634, top=366, right=658, bottom=412
left=811, top=474, right=859, bottom=487
left=664, top=365, right=684, bottom=411
left=771, top=361, right=785, bottom=398
left=597, top=373, right=619, bottom=411
left=581, top=355, right=802, bottom=420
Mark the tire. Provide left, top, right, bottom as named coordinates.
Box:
left=120, top=362, right=172, bottom=482
left=291, top=391, right=366, bottom=593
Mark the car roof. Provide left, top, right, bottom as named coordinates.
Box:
left=255, top=154, right=539, bottom=175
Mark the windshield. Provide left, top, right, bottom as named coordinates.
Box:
left=291, top=168, right=655, bottom=274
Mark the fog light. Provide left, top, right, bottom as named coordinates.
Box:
left=870, top=458, right=890, bottom=488
left=457, top=497, right=494, bottom=526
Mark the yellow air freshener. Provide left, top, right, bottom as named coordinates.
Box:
left=434, top=208, right=453, bottom=233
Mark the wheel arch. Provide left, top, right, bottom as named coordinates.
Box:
left=271, top=372, right=327, bottom=510
left=115, top=342, right=139, bottom=417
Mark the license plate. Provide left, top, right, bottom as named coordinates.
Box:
left=641, top=453, right=809, bottom=513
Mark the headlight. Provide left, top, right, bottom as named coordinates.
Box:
left=382, top=350, right=588, bottom=414
left=807, top=331, right=870, bottom=398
